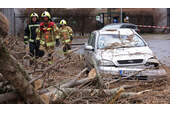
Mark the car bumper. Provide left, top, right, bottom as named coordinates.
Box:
left=98, top=65, right=166, bottom=76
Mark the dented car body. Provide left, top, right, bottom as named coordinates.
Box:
left=84, top=28, right=165, bottom=77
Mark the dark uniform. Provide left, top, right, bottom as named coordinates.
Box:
left=24, top=21, right=42, bottom=58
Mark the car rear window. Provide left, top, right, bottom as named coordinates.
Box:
left=121, top=25, right=137, bottom=29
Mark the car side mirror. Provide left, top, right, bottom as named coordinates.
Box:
left=85, top=45, right=94, bottom=51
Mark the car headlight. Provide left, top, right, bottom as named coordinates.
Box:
left=145, top=57, right=159, bottom=68
left=98, top=59, right=114, bottom=66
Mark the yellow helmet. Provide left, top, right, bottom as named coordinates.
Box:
left=41, top=11, right=51, bottom=19
left=30, top=12, right=39, bottom=18
left=60, top=19, right=67, bottom=25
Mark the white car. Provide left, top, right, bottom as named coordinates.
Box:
left=101, top=23, right=140, bottom=33
left=84, top=28, right=160, bottom=76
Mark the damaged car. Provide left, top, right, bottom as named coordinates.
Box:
left=84, top=28, right=164, bottom=77
left=101, top=23, right=140, bottom=33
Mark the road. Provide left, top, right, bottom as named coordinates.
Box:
left=72, top=34, right=170, bottom=67
left=142, top=34, right=170, bottom=67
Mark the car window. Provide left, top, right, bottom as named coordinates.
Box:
left=97, top=34, right=146, bottom=49
left=121, top=25, right=127, bottom=28
left=91, top=34, right=96, bottom=47
left=121, top=25, right=137, bottom=29
left=88, top=33, right=95, bottom=45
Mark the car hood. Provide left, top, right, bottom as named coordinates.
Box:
left=96, top=46, right=154, bottom=66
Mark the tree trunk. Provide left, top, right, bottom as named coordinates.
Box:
left=0, top=41, right=44, bottom=104
left=92, top=58, right=106, bottom=88
left=44, top=87, right=124, bottom=103
left=0, top=12, right=9, bottom=37
left=39, top=76, right=92, bottom=95
left=0, top=92, right=18, bottom=103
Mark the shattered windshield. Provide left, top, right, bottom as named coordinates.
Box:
left=98, top=34, right=146, bottom=49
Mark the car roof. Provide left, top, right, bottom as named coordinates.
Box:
left=98, top=28, right=136, bottom=35
left=105, top=23, right=137, bottom=26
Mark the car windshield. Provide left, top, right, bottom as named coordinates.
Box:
left=98, top=34, right=146, bottom=49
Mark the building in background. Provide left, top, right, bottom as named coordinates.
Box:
left=14, top=8, right=25, bottom=36
left=0, top=8, right=25, bottom=36
left=0, top=8, right=15, bottom=35
left=1, top=8, right=170, bottom=35
left=95, top=8, right=169, bottom=33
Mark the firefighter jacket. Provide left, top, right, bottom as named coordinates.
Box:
left=36, top=21, right=59, bottom=47
left=24, top=21, right=40, bottom=43
left=59, top=26, right=73, bottom=44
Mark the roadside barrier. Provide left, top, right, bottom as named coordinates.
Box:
left=137, top=25, right=170, bottom=29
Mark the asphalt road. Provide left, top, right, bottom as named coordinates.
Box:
left=142, top=34, right=170, bottom=66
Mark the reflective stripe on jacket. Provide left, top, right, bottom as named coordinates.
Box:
left=24, top=22, right=40, bottom=43
left=36, top=22, right=59, bottom=47
left=59, top=26, right=73, bottom=44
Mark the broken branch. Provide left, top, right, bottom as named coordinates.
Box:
left=29, top=47, right=82, bottom=84
left=0, top=92, right=18, bottom=103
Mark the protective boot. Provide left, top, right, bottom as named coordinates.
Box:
left=48, top=53, right=53, bottom=65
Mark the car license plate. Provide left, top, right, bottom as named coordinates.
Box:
left=119, top=70, right=136, bottom=76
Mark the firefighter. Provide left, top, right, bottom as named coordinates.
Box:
left=24, top=12, right=42, bottom=58
left=36, top=11, right=59, bottom=64
left=124, top=16, right=129, bottom=23
left=59, top=19, right=73, bottom=55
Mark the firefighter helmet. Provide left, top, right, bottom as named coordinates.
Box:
left=30, top=12, right=39, bottom=18
left=60, top=19, right=67, bottom=25
left=41, top=11, right=51, bottom=19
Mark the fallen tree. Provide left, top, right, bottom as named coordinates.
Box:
left=0, top=12, right=44, bottom=104
left=29, top=47, right=82, bottom=84
left=0, top=13, right=8, bottom=37
left=39, top=68, right=91, bottom=94
left=0, top=92, right=19, bottom=103
left=41, top=85, right=151, bottom=104
left=0, top=41, right=45, bottom=103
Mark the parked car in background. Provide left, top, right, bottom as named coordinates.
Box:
left=84, top=28, right=159, bottom=77
left=101, top=23, right=140, bottom=33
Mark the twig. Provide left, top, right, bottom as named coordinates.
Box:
left=120, top=89, right=152, bottom=98
left=108, top=87, right=125, bottom=104
left=71, top=96, right=94, bottom=104
left=29, top=47, right=82, bottom=84
left=54, top=86, right=68, bottom=97
left=60, top=68, right=88, bottom=88
left=77, top=79, right=92, bottom=89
